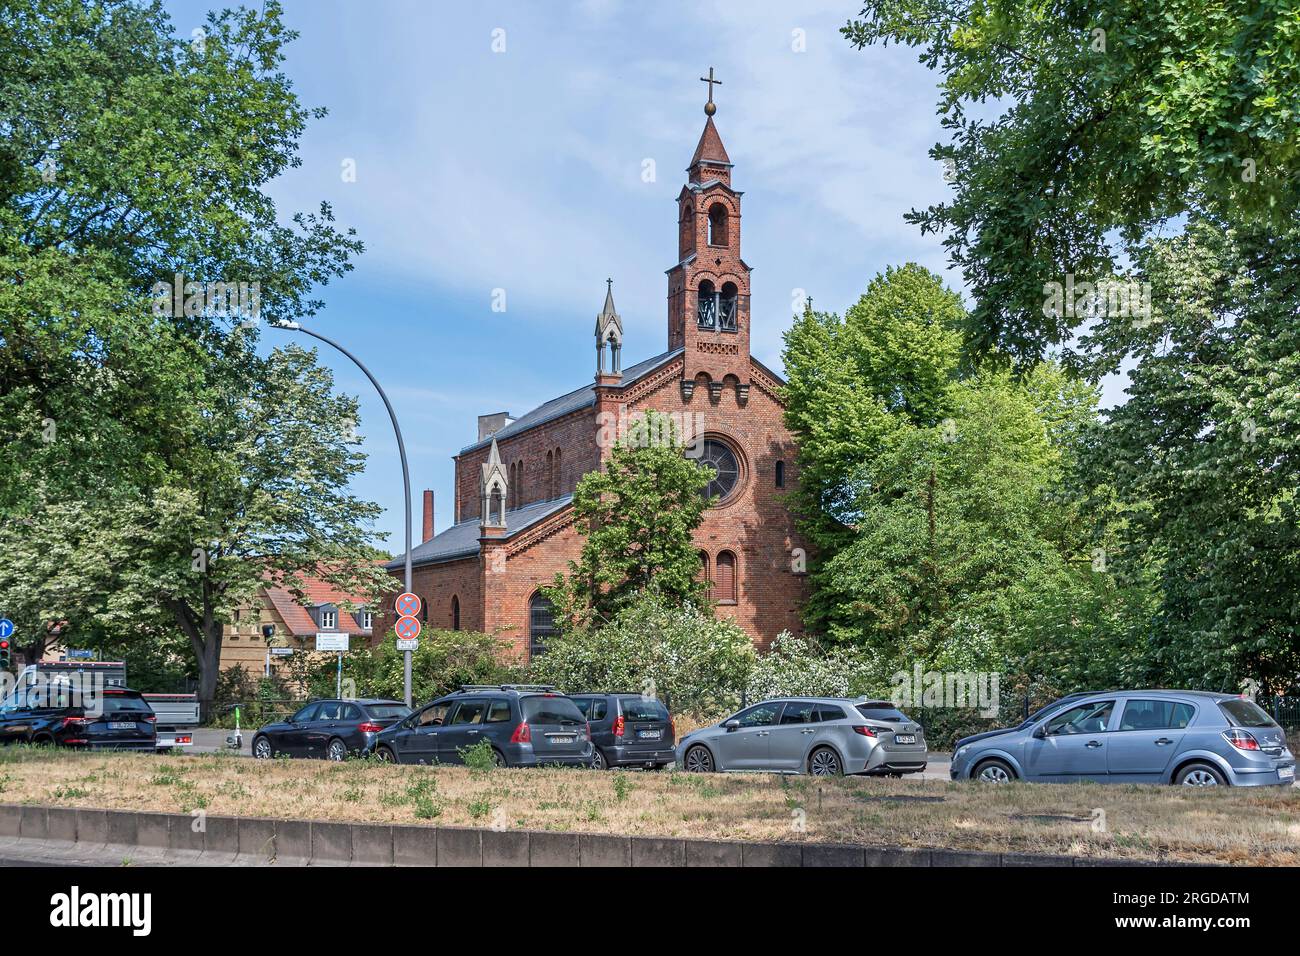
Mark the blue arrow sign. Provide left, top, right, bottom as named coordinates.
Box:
left=0, top=619, right=13, bottom=640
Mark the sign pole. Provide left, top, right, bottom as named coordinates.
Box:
left=336, top=651, right=343, bottom=699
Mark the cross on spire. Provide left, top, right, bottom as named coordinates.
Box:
left=699, top=66, right=721, bottom=115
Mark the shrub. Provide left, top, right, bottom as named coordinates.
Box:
left=528, top=591, right=756, bottom=716
left=744, top=632, right=879, bottom=701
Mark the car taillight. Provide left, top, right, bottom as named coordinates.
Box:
left=852, top=726, right=877, bottom=737
left=60, top=717, right=90, bottom=728
left=357, top=722, right=383, bottom=733
left=510, top=722, right=531, bottom=744
left=176, top=735, right=191, bottom=744
left=1223, top=729, right=1260, bottom=751
left=144, top=714, right=156, bottom=723
left=612, top=715, right=625, bottom=738
left=669, top=716, right=675, bottom=738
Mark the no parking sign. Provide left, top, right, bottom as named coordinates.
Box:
left=394, top=592, right=421, bottom=618
left=395, top=616, right=421, bottom=640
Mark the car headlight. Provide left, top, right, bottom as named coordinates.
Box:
left=954, top=746, right=969, bottom=761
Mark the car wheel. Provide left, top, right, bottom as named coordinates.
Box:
left=491, top=747, right=507, bottom=768
left=684, top=745, right=714, bottom=773
left=591, top=748, right=609, bottom=770
left=375, top=745, right=397, bottom=764
left=327, top=738, right=348, bottom=762
left=1175, top=762, right=1226, bottom=787
left=973, top=758, right=1015, bottom=783
left=808, top=747, right=842, bottom=777
left=252, top=736, right=273, bottom=759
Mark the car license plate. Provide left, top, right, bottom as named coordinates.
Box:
left=549, top=735, right=575, bottom=744
left=638, top=729, right=661, bottom=740
left=1280, top=766, right=1295, bottom=782
left=895, top=734, right=916, bottom=745
left=108, top=722, right=136, bottom=730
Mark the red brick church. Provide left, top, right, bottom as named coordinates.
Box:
left=387, top=83, right=809, bottom=658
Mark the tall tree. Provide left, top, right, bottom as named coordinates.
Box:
left=843, top=0, right=1300, bottom=364
left=546, top=411, right=713, bottom=629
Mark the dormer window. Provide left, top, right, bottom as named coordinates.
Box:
left=359, top=610, right=373, bottom=630
left=320, top=609, right=337, bottom=629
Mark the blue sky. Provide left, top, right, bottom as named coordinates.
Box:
left=162, top=0, right=1124, bottom=551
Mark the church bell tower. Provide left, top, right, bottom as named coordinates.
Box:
left=668, top=68, right=752, bottom=404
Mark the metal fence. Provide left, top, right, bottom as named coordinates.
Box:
left=1262, top=696, right=1300, bottom=731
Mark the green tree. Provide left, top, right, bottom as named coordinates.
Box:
left=1084, top=219, right=1300, bottom=694
left=0, top=1, right=372, bottom=702
left=546, top=410, right=713, bottom=628
left=781, top=264, right=965, bottom=631
left=843, top=0, right=1300, bottom=363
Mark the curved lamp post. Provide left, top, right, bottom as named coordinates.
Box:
left=270, top=321, right=414, bottom=707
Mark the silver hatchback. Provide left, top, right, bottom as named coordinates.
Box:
left=676, top=697, right=927, bottom=776
left=950, top=690, right=1296, bottom=787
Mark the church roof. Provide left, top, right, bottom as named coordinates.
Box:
left=690, top=116, right=731, bottom=167
left=459, top=348, right=683, bottom=454
left=386, top=495, right=574, bottom=569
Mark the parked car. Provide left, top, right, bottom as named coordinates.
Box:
left=0, top=686, right=157, bottom=751
left=372, top=685, right=593, bottom=768
left=252, top=698, right=411, bottom=760
left=951, top=691, right=1103, bottom=754
left=676, top=697, right=927, bottom=777
left=950, top=690, right=1296, bottom=787
left=569, top=693, right=676, bottom=769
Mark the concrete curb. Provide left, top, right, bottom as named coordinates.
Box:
left=0, top=803, right=1164, bottom=867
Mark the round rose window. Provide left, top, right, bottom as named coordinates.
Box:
left=699, top=439, right=740, bottom=502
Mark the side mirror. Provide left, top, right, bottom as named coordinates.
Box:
left=1032, top=724, right=1048, bottom=739
left=724, top=719, right=740, bottom=732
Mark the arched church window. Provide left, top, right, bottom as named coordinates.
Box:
left=707, top=202, right=728, bottom=246
left=775, top=459, right=785, bottom=488
left=720, top=282, right=738, bottom=332
left=715, top=551, right=738, bottom=604
left=546, top=451, right=554, bottom=500
left=697, top=280, right=717, bottom=330
left=451, top=595, right=460, bottom=631
left=529, top=592, right=558, bottom=659
left=698, top=438, right=740, bottom=503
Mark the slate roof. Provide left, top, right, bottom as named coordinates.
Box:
left=459, top=348, right=683, bottom=454
left=385, top=495, right=574, bottom=570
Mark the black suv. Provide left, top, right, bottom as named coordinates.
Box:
left=0, top=687, right=157, bottom=751
left=569, top=693, right=676, bottom=770
left=373, top=685, right=593, bottom=768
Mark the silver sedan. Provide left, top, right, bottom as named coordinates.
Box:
left=676, top=697, right=927, bottom=776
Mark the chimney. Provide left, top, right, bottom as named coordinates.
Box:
left=477, top=411, right=515, bottom=442
left=421, top=490, right=435, bottom=543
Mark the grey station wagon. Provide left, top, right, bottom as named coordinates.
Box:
left=676, top=697, right=927, bottom=776
left=950, top=690, right=1296, bottom=787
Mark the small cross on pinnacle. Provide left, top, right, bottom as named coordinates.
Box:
left=700, top=67, right=721, bottom=115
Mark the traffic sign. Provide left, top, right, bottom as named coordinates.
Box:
left=0, top=620, right=13, bottom=640
left=315, top=633, right=349, bottom=652
left=396, top=637, right=419, bottom=652
left=394, top=592, right=421, bottom=618
left=394, top=616, right=421, bottom=640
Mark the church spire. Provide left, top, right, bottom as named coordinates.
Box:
left=479, top=437, right=507, bottom=530
left=595, top=278, right=623, bottom=380
left=689, top=67, right=732, bottom=185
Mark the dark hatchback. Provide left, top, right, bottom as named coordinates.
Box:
left=252, top=698, right=411, bottom=761
left=374, top=685, right=593, bottom=768
left=0, top=687, right=157, bottom=751
left=570, top=694, right=676, bottom=770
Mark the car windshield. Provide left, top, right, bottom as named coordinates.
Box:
left=522, top=696, right=585, bottom=725
left=1219, top=698, right=1276, bottom=728
left=855, top=704, right=908, bottom=722
left=365, top=704, right=411, bottom=720
left=93, top=694, right=153, bottom=714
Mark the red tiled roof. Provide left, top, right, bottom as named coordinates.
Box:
left=261, top=570, right=377, bottom=638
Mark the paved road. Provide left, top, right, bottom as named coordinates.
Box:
left=186, top=728, right=953, bottom=777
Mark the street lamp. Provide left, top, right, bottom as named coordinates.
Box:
left=269, top=320, right=415, bottom=707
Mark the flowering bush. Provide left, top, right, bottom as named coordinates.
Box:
left=528, top=591, right=756, bottom=715
left=744, top=632, right=880, bottom=701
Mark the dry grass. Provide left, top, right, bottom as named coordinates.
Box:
left=2, top=746, right=1297, bottom=864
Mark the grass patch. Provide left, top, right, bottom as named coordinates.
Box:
left=0, top=750, right=1295, bottom=864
